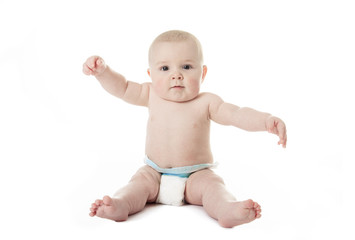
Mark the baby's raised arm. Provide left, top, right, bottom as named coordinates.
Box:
left=208, top=94, right=287, bottom=148
left=83, top=56, right=150, bottom=107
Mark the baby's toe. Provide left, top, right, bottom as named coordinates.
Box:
left=89, top=207, right=97, bottom=217
left=253, top=202, right=261, bottom=210
left=243, top=199, right=254, bottom=209
left=102, top=195, right=113, bottom=206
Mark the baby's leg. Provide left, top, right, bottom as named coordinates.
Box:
left=89, top=165, right=160, bottom=222
left=185, top=169, right=261, bottom=228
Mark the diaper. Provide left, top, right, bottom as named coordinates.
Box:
left=144, top=156, right=217, bottom=206
left=157, top=174, right=188, bottom=206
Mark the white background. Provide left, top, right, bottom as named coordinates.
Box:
left=1, top=0, right=354, bottom=239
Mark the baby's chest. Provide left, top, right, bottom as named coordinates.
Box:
left=149, top=103, right=209, bottom=128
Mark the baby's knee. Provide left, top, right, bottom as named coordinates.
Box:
left=132, top=166, right=160, bottom=183
left=191, top=169, right=225, bottom=185
left=187, top=170, right=225, bottom=195
left=185, top=169, right=225, bottom=204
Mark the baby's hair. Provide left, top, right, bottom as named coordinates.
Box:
left=154, top=30, right=196, bottom=42
left=149, top=30, right=204, bottom=64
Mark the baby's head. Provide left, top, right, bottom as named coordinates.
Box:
left=148, top=30, right=204, bottom=65
left=148, top=30, right=207, bottom=103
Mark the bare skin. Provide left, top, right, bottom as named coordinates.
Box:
left=83, top=32, right=287, bottom=228
left=90, top=166, right=160, bottom=222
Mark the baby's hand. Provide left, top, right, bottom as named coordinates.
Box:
left=265, top=116, right=287, bottom=148
left=82, top=56, right=107, bottom=76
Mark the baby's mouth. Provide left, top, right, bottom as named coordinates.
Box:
left=171, top=86, right=185, bottom=89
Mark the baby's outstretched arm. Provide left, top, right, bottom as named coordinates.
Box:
left=208, top=94, right=287, bottom=148
left=83, top=56, right=150, bottom=107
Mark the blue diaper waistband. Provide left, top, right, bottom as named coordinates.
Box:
left=144, top=156, right=217, bottom=178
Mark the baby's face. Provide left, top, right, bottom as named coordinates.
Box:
left=148, top=39, right=207, bottom=102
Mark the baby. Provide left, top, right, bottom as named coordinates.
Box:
left=83, top=30, right=287, bottom=228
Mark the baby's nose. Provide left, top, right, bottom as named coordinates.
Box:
left=171, top=72, right=183, bottom=80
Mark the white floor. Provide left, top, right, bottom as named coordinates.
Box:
left=1, top=137, right=351, bottom=240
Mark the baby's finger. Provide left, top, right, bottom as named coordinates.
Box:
left=87, top=56, right=99, bottom=69
left=82, top=63, right=93, bottom=75
left=96, top=58, right=103, bottom=66
left=278, top=135, right=287, bottom=148
left=278, top=123, right=287, bottom=140
left=95, top=58, right=106, bottom=73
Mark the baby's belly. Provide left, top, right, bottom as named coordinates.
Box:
left=145, top=133, right=213, bottom=168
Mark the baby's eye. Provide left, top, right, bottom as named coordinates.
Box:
left=161, top=66, right=169, bottom=71
left=182, top=65, right=192, bottom=70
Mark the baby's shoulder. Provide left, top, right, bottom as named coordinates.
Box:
left=198, top=92, right=224, bottom=104
left=197, top=92, right=225, bottom=115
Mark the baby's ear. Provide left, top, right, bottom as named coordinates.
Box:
left=201, top=65, right=207, bottom=83
left=147, top=68, right=151, bottom=77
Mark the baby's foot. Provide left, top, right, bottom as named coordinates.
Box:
left=89, top=195, right=129, bottom=222
left=218, top=199, right=262, bottom=228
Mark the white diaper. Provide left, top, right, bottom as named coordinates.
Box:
left=156, top=175, right=188, bottom=206
left=144, top=156, right=217, bottom=206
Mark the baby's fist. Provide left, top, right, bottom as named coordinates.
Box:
left=83, top=56, right=107, bottom=76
